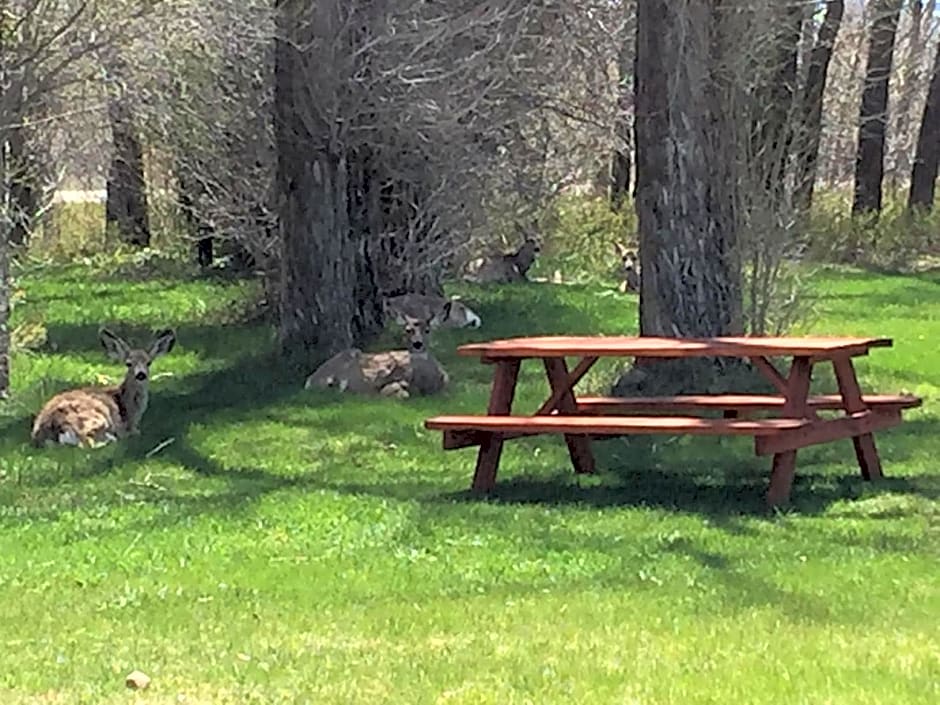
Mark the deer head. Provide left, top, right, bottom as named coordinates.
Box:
left=100, top=328, right=176, bottom=387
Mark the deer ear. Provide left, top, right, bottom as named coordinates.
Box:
left=100, top=328, right=131, bottom=361
left=148, top=329, right=176, bottom=359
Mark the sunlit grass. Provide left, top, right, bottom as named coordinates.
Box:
left=0, top=259, right=937, bottom=704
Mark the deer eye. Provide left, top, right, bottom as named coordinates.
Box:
left=126, top=361, right=133, bottom=367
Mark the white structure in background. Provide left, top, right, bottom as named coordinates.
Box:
left=51, top=189, right=107, bottom=204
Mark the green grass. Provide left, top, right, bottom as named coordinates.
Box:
left=0, top=260, right=938, bottom=704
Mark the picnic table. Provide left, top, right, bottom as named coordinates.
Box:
left=424, top=335, right=922, bottom=506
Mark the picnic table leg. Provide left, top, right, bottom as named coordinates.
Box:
left=832, top=356, right=883, bottom=481
left=767, top=356, right=813, bottom=507
left=472, top=360, right=521, bottom=492
left=543, top=358, right=596, bottom=475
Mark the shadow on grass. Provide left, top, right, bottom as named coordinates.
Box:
left=5, top=279, right=938, bottom=531
left=440, top=467, right=937, bottom=516
left=0, top=321, right=299, bottom=452
left=402, top=415, right=940, bottom=519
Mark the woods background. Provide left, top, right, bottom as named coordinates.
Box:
left=2, top=0, right=940, bottom=394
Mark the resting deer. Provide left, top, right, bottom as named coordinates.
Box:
left=384, top=293, right=482, bottom=329
left=614, top=242, right=640, bottom=294
left=31, top=328, right=177, bottom=447
left=464, top=238, right=542, bottom=284
left=304, top=314, right=448, bottom=399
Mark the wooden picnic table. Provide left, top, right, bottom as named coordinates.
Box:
left=424, top=335, right=922, bottom=507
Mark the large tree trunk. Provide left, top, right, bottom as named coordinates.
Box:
left=106, top=91, right=150, bottom=247
left=852, top=0, right=903, bottom=216
left=794, top=1, right=845, bottom=212
left=275, top=0, right=382, bottom=359
left=908, top=38, right=940, bottom=211
left=634, top=0, right=742, bottom=339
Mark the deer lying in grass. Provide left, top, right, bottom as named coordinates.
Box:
left=31, top=328, right=176, bottom=447
left=464, top=238, right=541, bottom=284
left=304, top=314, right=448, bottom=399
left=614, top=242, right=640, bottom=294
left=384, top=293, right=482, bottom=329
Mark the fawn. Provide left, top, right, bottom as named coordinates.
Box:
left=31, top=328, right=176, bottom=447
left=304, top=314, right=448, bottom=398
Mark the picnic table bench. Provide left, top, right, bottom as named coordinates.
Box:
left=424, top=335, right=922, bottom=507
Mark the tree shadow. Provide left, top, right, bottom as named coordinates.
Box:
left=5, top=278, right=937, bottom=536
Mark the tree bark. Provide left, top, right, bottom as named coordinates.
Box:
left=908, top=37, right=940, bottom=211
left=609, top=1, right=635, bottom=211
left=753, top=1, right=803, bottom=202
left=888, top=0, right=927, bottom=190
left=6, top=125, right=38, bottom=247
left=176, top=164, right=214, bottom=267
left=275, top=0, right=382, bottom=359
left=106, top=92, right=151, bottom=247
left=0, top=138, right=10, bottom=397
left=794, top=1, right=845, bottom=212
left=634, top=0, right=742, bottom=339
left=852, top=0, right=903, bottom=216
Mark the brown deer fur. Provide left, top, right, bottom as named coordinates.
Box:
left=463, top=238, right=541, bottom=284
left=31, top=328, right=176, bottom=447
left=304, top=315, right=448, bottom=398
left=614, top=242, right=640, bottom=294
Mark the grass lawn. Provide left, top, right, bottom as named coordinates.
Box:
left=0, top=261, right=937, bottom=704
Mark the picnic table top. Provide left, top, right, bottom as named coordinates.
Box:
left=457, top=335, right=893, bottom=359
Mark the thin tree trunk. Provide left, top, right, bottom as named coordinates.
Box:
left=754, top=1, right=803, bottom=202
left=908, top=38, right=940, bottom=211
left=888, top=0, right=927, bottom=191
left=176, top=164, right=214, bottom=267
left=6, top=125, right=38, bottom=247
left=794, top=1, right=845, bottom=212
left=106, top=91, right=150, bottom=247
left=0, top=136, right=10, bottom=397
left=634, top=0, right=742, bottom=339
left=610, top=1, right=635, bottom=211
left=852, top=0, right=903, bottom=216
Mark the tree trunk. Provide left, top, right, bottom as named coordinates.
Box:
left=609, top=2, right=635, bottom=211
left=275, top=0, right=382, bottom=359
left=106, top=89, right=150, bottom=247
left=0, top=138, right=10, bottom=397
left=6, top=125, right=38, bottom=247
left=609, top=144, right=631, bottom=211
left=794, top=1, right=845, bottom=212
left=176, top=164, right=214, bottom=267
left=852, top=0, right=903, bottom=216
left=888, top=0, right=927, bottom=190
left=634, top=0, right=742, bottom=339
left=908, top=38, right=940, bottom=211
left=753, top=2, right=803, bottom=202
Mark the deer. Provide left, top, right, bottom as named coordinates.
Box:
left=614, top=242, right=640, bottom=294
left=304, top=313, right=448, bottom=399
left=384, top=293, right=482, bottom=329
left=31, top=328, right=177, bottom=448
left=463, top=238, right=542, bottom=284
